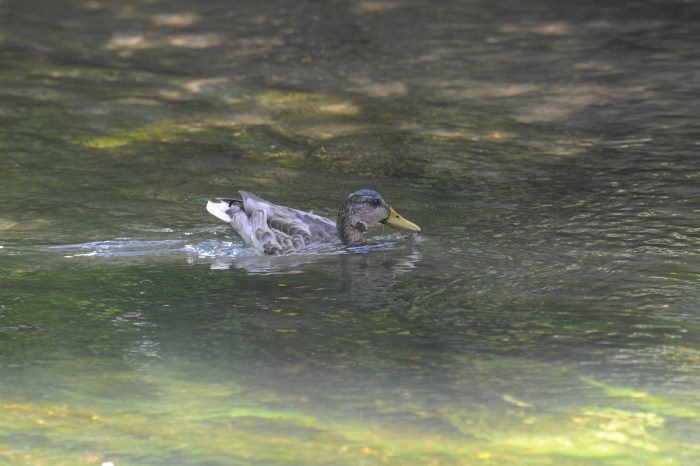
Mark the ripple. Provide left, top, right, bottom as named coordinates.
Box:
left=50, top=239, right=186, bottom=258
left=45, top=233, right=416, bottom=273
left=183, top=240, right=248, bottom=257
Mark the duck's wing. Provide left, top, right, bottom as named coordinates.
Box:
left=207, top=199, right=266, bottom=250
left=240, top=191, right=338, bottom=253
left=207, top=199, right=288, bottom=254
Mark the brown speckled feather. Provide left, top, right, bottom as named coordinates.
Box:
left=240, top=191, right=338, bottom=254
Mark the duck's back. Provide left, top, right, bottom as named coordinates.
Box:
left=230, top=192, right=337, bottom=254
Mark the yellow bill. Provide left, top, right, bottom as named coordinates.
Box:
left=384, top=207, right=421, bottom=232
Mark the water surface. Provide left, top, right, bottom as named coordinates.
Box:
left=1, top=0, right=699, bottom=464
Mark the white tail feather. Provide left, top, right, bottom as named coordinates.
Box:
left=206, top=200, right=232, bottom=223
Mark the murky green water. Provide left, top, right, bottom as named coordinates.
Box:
left=2, top=0, right=700, bottom=464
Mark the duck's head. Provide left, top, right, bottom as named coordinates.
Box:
left=336, top=189, right=421, bottom=245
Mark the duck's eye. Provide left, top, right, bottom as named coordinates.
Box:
left=371, top=198, right=382, bottom=206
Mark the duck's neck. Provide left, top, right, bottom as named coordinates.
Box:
left=336, top=214, right=365, bottom=245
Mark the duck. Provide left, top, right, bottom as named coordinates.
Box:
left=206, top=189, right=421, bottom=255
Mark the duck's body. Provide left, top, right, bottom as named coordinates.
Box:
left=206, top=189, right=420, bottom=255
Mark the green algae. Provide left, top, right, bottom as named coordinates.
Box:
left=79, top=121, right=197, bottom=149
left=254, top=90, right=361, bottom=117
left=2, top=255, right=699, bottom=466
left=0, top=53, right=517, bottom=180
left=581, top=376, right=700, bottom=419
left=63, top=82, right=432, bottom=177
left=1, top=371, right=697, bottom=466
left=2, top=264, right=696, bottom=466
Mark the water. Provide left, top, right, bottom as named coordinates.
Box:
left=1, top=0, right=700, bottom=464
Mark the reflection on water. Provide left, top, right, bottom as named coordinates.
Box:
left=50, top=233, right=423, bottom=308
left=340, top=240, right=422, bottom=309
left=1, top=0, right=700, bottom=463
